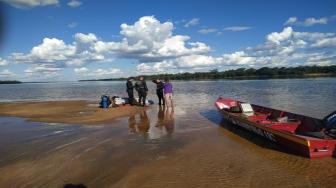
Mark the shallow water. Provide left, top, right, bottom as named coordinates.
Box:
left=0, top=78, right=336, bottom=187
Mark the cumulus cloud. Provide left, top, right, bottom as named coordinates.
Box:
left=2, top=0, right=59, bottom=8
left=136, top=52, right=256, bottom=74
left=67, top=0, right=82, bottom=7
left=12, top=37, right=76, bottom=64
left=10, top=16, right=211, bottom=72
left=284, top=15, right=333, bottom=26
left=223, top=26, right=251, bottom=32
left=184, top=18, right=200, bottom=27
left=137, top=26, right=336, bottom=74
left=198, top=28, right=218, bottom=34
left=266, top=27, right=293, bottom=44
left=3, top=15, right=336, bottom=78
left=91, top=16, right=211, bottom=62
left=0, top=69, right=15, bottom=77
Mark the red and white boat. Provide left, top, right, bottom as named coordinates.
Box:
left=215, top=97, right=336, bottom=158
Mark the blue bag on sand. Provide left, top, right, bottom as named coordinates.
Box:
left=100, top=95, right=110, bottom=108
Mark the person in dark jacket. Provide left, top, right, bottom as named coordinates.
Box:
left=152, top=78, right=165, bottom=106
left=135, top=76, right=148, bottom=106
left=126, top=77, right=135, bottom=105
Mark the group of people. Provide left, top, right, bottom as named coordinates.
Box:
left=126, top=76, right=173, bottom=107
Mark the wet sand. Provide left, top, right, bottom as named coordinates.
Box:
left=0, top=101, right=336, bottom=187
left=0, top=101, right=148, bottom=125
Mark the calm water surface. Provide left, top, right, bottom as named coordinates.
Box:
left=0, top=78, right=335, bottom=187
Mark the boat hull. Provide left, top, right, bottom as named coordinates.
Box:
left=215, top=98, right=336, bottom=158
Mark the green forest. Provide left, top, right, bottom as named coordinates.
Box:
left=0, top=80, right=22, bottom=84
left=80, top=65, right=336, bottom=81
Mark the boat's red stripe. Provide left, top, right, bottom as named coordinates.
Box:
left=226, top=112, right=310, bottom=146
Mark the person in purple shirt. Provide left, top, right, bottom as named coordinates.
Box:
left=163, top=77, right=173, bottom=108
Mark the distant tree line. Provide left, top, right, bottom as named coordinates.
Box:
left=80, top=65, right=336, bottom=81
left=0, top=80, right=22, bottom=84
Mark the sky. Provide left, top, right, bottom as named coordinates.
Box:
left=0, top=0, right=335, bottom=81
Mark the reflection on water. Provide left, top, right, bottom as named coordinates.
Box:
left=153, top=106, right=175, bottom=138
left=128, top=106, right=175, bottom=140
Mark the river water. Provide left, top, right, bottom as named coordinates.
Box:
left=0, top=78, right=335, bottom=187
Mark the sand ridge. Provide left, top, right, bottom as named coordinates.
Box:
left=0, top=101, right=149, bottom=125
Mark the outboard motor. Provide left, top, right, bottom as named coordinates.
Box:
left=323, top=111, right=336, bottom=138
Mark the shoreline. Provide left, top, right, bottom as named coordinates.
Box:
left=79, top=73, right=336, bottom=82
left=0, top=100, right=149, bottom=125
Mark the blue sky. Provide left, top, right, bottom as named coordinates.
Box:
left=0, top=0, right=335, bottom=81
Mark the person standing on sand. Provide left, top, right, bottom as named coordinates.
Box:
left=163, top=77, right=173, bottom=108
left=126, top=77, right=134, bottom=105
left=152, top=78, right=165, bottom=106
left=135, top=76, right=148, bottom=106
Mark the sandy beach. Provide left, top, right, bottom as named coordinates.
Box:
left=0, top=101, right=148, bottom=125
left=0, top=99, right=336, bottom=187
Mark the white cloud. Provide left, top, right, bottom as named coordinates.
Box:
left=136, top=52, right=257, bottom=74
left=67, top=0, right=82, bottom=8
left=285, top=16, right=332, bottom=27
left=303, top=17, right=328, bottom=26
left=74, top=32, right=97, bottom=43
left=137, top=26, right=336, bottom=74
left=74, top=67, right=88, bottom=74
left=0, top=58, right=8, bottom=66
left=93, top=16, right=210, bottom=62
left=4, top=15, right=336, bottom=78
left=136, top=63, right=154, bottom=73
left=24, top=64, right=61, bottom=78
left=75, top=67, right=122, bottom=78
left=221, top=51, right=256, bottom=65
left=306, top=53, right=336, bottom=66
left=9, top=16, right=211, bottom=71
left=184, top=18, right=200, bottom=27
left=68, top=22, right=78, bottom=28
left=311, top=37, right=336, bottom=48
left=2, top=0, right=59, bottom=8
left=136, top=62, right=176, bottom=74
left=266, top=27, right=293, bottom=44
left=0, top=69, right=15, bottom=77
left=284, top=17, right=298, bottom=25
left=223, top=26, right=251, bottom=32
left=177, top=55, right=219, bottom=68
left=198, top=28, right=218, bottom=34
left=12, top=38, right=75, bottom=64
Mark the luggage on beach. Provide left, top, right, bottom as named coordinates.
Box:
left=100, top=95, right=110, bottom=108
left=113, top=96, right=126, bottom=105
left=100, top=95, right=154, bottom=108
